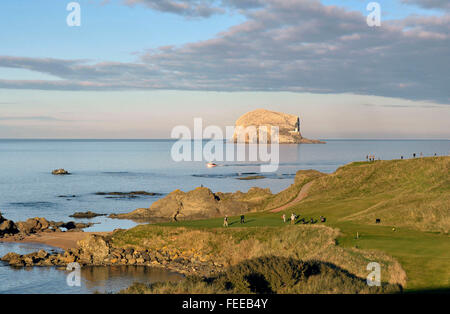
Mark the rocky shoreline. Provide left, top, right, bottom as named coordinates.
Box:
left=1, top=213, right=222, bottom=276
left=0, top=169, right=321, bottom=277
left=0, top=187, right=231, bottom=276
left=0, top=214, right=94, bottom=241
left=1, top=233, right=223, bottom=276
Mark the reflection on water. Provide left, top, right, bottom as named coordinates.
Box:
left=80, top=266, right=183, bottom=293
left=0, top=242, right=183, bottom=294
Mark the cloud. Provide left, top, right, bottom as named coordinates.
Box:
left=402, top=0, right=450, bottom=11
left=0, top=0, right=448, bottom=103
left=361, top=103, right=447, bottom=109
left=124, top=0, right=224, bottom=17
left=123, top=0, right=265, bottom=17
left=123, top=0, right=450, bottom=17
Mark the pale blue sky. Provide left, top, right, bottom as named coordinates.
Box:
left=0, top=0, right=245, bottom=61
left=0, top=0, right=449, bottom=138
left=0, top=0, right=442, bottom=61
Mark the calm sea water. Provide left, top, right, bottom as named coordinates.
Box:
left=0, top=139, right=448, bottom=293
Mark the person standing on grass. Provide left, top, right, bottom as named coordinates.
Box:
left=240, top=215, right=245, bottom=224
left=290, top=213, right=295, bottom=225
left=282, top=214, right=286, bottom=223
left=223, top=215, right=228, bottom=227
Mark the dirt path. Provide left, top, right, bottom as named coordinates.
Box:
left=0, top=232, right=110, bottom=250
left=270, top=181, right=314, bottom=213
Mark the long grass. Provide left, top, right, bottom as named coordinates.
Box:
left=121, top=256, right=402, bottom=294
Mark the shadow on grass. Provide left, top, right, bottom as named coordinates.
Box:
left=229, top=219, right=256, bottom=226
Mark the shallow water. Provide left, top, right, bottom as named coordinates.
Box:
left=0, top=242, right=183, bottom=294
left=0, top=139, right=448, bottom=293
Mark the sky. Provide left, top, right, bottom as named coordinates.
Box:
left=0, top=0, right=449, bottom=139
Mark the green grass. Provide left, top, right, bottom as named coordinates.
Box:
left=119, top=157, right=450, bottom=293
left=281, top=157, right=450, bottom=292
left=333, top=222, right=450, bottom=292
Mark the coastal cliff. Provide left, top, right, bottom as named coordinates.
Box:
left=232, top=109, right=325, bottom=144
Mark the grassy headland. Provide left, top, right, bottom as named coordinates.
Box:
left=114, top=157, right=449, bottom=293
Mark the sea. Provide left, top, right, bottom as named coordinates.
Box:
left=0, top=139, right=448, bottom=293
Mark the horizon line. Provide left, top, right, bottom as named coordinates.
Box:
left=0, top=138, right=449, bottom=141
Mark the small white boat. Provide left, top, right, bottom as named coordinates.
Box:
left=206, top=162, right=217, bottom=168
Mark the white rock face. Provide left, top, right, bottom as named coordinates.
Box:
left=232, top=109, right=324, bottom=144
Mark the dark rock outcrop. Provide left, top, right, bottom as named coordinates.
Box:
left=52, top=169, right=70, bottom=175
left=95, top=191, right=162, bottom=198
left=16, top=217, right=51, bottom=235
left=69, top=211, right=106, bottom=219
left=49, top=221, right=94, bottom=231
left=0, top=213, right=18, bottom=237
left=0, top=215, right=93, bottom=239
